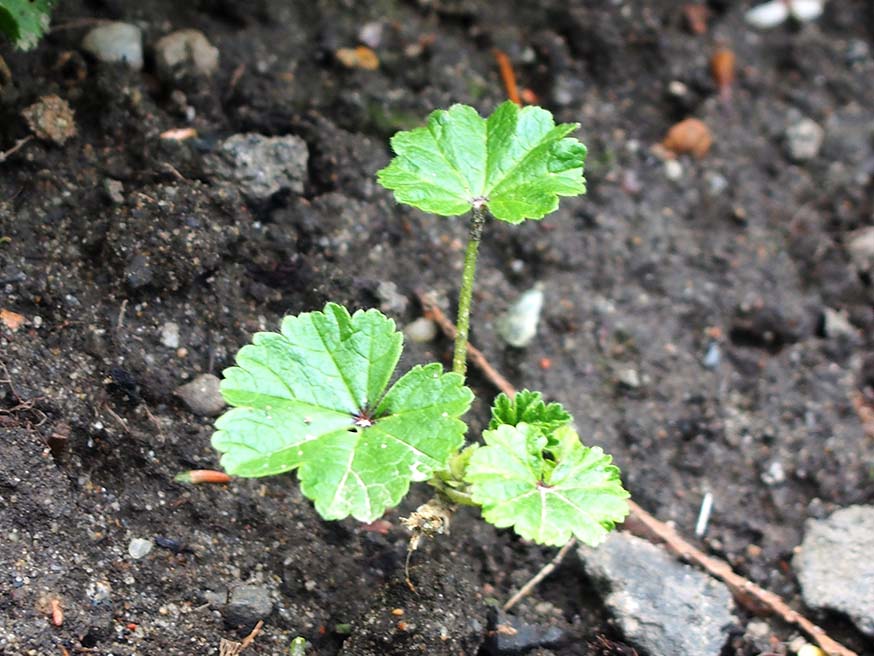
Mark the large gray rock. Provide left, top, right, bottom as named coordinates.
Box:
left=578, top=532, right=736, bottom=656
left=206, top=133, right=308, bottom=201
left=794, top=505, right=874, bottom=637
left=82, top=22, right=144, bottom=71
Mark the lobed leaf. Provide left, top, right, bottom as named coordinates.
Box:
left=212, top=303, right=473, bottom=522
left=465, top=424, right=629, bottom=546
left=0, top=0, right=54, bottom=50
left=377, top=101, right=586, bottom=223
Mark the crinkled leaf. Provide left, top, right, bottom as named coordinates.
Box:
left=377, top=101, right=586, bottom=223
left=0, top=0, right=54, bottom=50
left=212, top=303, right=473, bottom=522
left=465, top=424, right=629, bottom=546
left=489, top=390, right=572, bottom=436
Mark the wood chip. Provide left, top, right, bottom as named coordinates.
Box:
left=0, top=309, right=25, bottom=331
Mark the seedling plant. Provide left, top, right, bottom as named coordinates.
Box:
left=211, top=100, right=629, bottom=556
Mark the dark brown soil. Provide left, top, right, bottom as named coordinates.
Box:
left=2, top=1, right=874, bottom=655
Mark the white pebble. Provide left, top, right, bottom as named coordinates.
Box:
left=128, top=537, right=153, bottom=559
left=497, top=286, right=544, bottom=348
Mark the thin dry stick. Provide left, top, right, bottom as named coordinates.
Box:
left=0, top=136, right=34, bottom=164
left=416, top=291, right=514, bottom=394
left=503, top=538, right=577, bottom=612
left=419, top=291, right=858, bottom=656
left=493, top=50, right=521, bottom=106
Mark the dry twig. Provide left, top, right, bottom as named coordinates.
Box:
left=503, top=537, right=576, bottom=611
left=419, top=291, right=857, bottom=656
left=493, top=50, right=521, bottom=106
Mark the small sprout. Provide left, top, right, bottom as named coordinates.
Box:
left=210, top=102, right=626, bottom=574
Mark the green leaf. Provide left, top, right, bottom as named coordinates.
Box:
left=377, top=101, right=586, bottom=223
left=465, top=424, right=629, bottom=546
left=489, top=390, right=572, bottom=436
left=0, top=0, right=54, bottom=50
left=212, top=303, right=473, bottom=522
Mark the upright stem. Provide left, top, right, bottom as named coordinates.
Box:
left=452, top=205, right=486, bottom=376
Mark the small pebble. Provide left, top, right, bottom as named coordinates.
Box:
left=821, top=308, right=856, bottom=340
left=702, top=342, right=720, bottom=369
left=104, top=178, right=125, bottom=205
left=617, top=368, right=641, bottom=389
left=160, top=321, right=180, bottom=349
left=404, top=317, right=438, bottom=343
left=784, top=118, right=824, bottom=162
left=847, top=227, right=874, bottom=274
left=497, top=286, right=544, bottom=348
left=154, top=29, right=219, bottom=81
left=762, top=460, right=786, bottom=486
left=128, top=537, right=153, bottom=559
left=81, top=22, right=144, bottom=70
left=376, top=281, right=408, bottom=315
left=664, top=159, right=683, bottom=181
left=222, top=584, right=274, bottom=629
left=174, top=373, right=225, bottom=417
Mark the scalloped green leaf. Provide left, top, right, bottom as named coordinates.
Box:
left=0, top=0, right=54, bottom=50
left=377, top=100, right=586, bottom=223
left=465, top=424, right=629, bottom=546
left=489, top=390, right=572, bottom=436
left=212, top=303, right=473, bottom=522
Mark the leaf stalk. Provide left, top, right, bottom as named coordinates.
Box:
left=452, top=205, right=486, bottom=376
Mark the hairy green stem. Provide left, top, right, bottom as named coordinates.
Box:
left=453, top=205, right=486, bottom=376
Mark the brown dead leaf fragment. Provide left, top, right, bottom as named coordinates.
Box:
left=711, top=48, right=736, bottom=99
left=662, top=118, right=712, bottom=157
left=21, top=95, right=77, bottom=146
left=336, top=46, right=379, bottom=70
left=0, top=309, right=25, bottom=331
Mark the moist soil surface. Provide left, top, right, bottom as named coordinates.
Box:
left=2, top=1, right=874, bottom=655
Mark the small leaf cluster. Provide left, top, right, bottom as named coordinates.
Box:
left=212, top=305, right=629, bottom=546
left=0, top=0, right=55, bottom=51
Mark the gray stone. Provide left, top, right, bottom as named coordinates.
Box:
left=174, top=374, right=225, bottom=417
left=222, top=584, right=273, bottom=629
left=847, top=227, right=874, bottom=274
left=794, top=505, right=874, bottom=637
left=82, top=22, right=144, bottom=71
left=206, top=133, right=308, bottom=201
left=578, top=532, right=735, bottom=656
left=483, top=610, right=564, bottom=655
left=154, top=29, right=219, bottom=81
left=784, top=118, right=824, bottom=162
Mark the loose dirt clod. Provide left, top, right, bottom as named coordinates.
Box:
left=661, top=117, right=712, bottom=157
left=21, top=95, right=77, bottom=145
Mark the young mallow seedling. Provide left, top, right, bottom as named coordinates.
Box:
left=211, top=101, right=629, bottom=552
